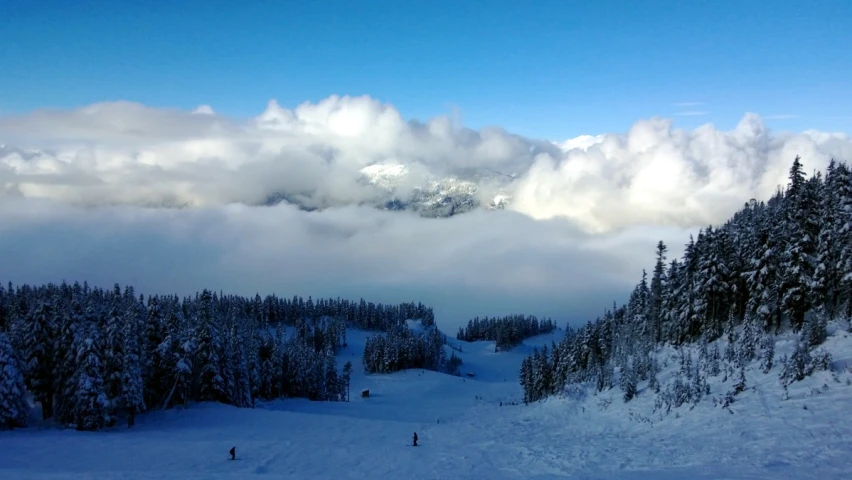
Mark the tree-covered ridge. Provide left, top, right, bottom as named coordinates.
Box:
left=456, top=315, right=557, bottom=351
left=362, top=324, right=462, bottom=375
left=521, top=156, right=851, bottom=405
left=0, top=282, right=435, bottom=430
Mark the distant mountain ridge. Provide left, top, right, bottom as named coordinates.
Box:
left=264, top=163, right=515, bottom=217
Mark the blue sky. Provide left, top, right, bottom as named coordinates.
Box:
left=1, top=0, right=850, bottom=140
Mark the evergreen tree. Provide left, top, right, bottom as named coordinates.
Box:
left=695, top=228, right=732, bottom=340
left=519, top=356, right=533, bottom=403
left=71, top=333, right=109, bottom=431
left=121, top=312, right=146, bottom=427
left=143, top=296, right=168, bottom=407
left=813, top=160, right=842, bottom=316
left=745, top=226, right=781, bottom=332
left=835, top=163, right=852, bottom=317
left=25, top=301, right=55, bottom=420
left=102, top=301, right=125, bottom=425
left=194, top=290, right=227, bottom=403
left=53, top=299, right=82, bottom=425
left=649, top=241, right=668, bottom=343
left=738, top=314, right=760, bottom=363
left=342, top=361, right=352, bottom=402
left=0, top=332, right=29, bottom=429
left=779, top=156, right=818, bottom=331
left=802, top=307, right=828, bottom=347
left=760, top=334, right=775, bottom=374
left=619, top=360, right=638, bottom=402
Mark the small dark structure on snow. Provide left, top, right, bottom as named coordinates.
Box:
left=466, top=372, right=475, bottom=378
left=361, top=389, right=370, bottom=398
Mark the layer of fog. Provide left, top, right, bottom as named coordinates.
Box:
left=2, top=96, right=850, bottom=330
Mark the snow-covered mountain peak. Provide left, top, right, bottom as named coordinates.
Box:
left=359, top=163, right=409, bottom=190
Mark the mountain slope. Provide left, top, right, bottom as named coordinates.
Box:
left=262, top=163, right=514, bottom=217
left=1, top=327, right=850, bottom=479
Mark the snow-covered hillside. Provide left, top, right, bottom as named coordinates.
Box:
left=2, top=326, right=851, bottom=479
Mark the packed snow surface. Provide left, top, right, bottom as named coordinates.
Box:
left=2, top=328, right=852, bottom=479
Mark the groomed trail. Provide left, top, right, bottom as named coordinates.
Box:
left=2, top=328, right=852, bottom=479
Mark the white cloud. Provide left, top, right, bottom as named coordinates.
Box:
left=519, top=114, right=849, bottom=233
left=0, top=198, right=693, bottom=331
left=555, top=134, right=605, bottom=152
left=1, top=96, right=851, bottom=330
left=192, top=105, right=216, bottom=115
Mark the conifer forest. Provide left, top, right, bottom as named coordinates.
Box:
left=520, top=157, right=850, bottom=406
left=0, top=285, right=447, bottom=430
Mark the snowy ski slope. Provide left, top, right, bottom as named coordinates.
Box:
left=1, top=327, right=851, bottom=479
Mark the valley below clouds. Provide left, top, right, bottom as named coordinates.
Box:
left=2, top=95, right=851, bottom=331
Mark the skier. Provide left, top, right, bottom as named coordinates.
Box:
left=412, top=432, right=418, bottom=447
left=230, top=447, right=236, bottom=460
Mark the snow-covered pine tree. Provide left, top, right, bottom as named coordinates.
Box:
left=812, top=160, right=842, bottom=316
left=647, top=353, right=660, bottom=393
left=779, top=157, right=819, bottom=331
left=780, top=337, right=812, bottom=385
left=121, top=309, right=146, bottom=427
left=674, top=237, right=699, bottom=344
left=802, top=306, right=828, bottom=347
left=708, top=343, right=721, bottom=377
left=102, top=299, right=125, bottom=426
left=726, top=201, right=759, bottom=319
left=595, top=361, right=614, bottom=393
left=163, top=337, right=194, bottom=410
left=690, top=357, right=706, bottom=404
left=0, top=332, right=29, bottom=429
left=0, top=285, right=6, bottom=333
left=143, top=296, right=168, bottom=407
left=723, top=318, right=737, bottom=364
left=744, top=219, right=782, bottom=332
left=25, top=300, right=55, bottom=420
left=695, top=227, right=732, bottom=340
left=660, top=258, right=682, bottom=342
left=834, top=163, right=852, bottom=318
left=257, top=330, right=278, bottom=400
left=649, top=241, right=668, bottom=343
left=760, top=333, right=774, bottom=373
left=619, top=359, right=637, bottom=402
left=519, top=356, right=533, bottom=404
left=342, top=361, right=352, bottom=402
left=194, top=290, right=228, bottom=403
left=53, top=299, right=82, bottom=425
left=323, top=347, right=339, bottom=401
left=228, top=323, right=253, bottom=408
left=532, top=346, right=552, bottom=400
left=738, top=314, right=760, bottom=363
left=246, top=326, right=261, bottom=403
left=733, top=365, right=746, bottom=394
left=71, top=331, right=109, bottom=431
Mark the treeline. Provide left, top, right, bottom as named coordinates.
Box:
left=0, top=282, right=434, bottom=430
left=225, top=294, right=435, bottom=332
left=521, top=156, right=850, bottom=405
left=362, top=325, right=461, bottom=374
left=456, top=315, right=557, bottom=351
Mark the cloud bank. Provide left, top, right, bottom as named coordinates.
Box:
left=1, top=96, right=851, bottom=331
